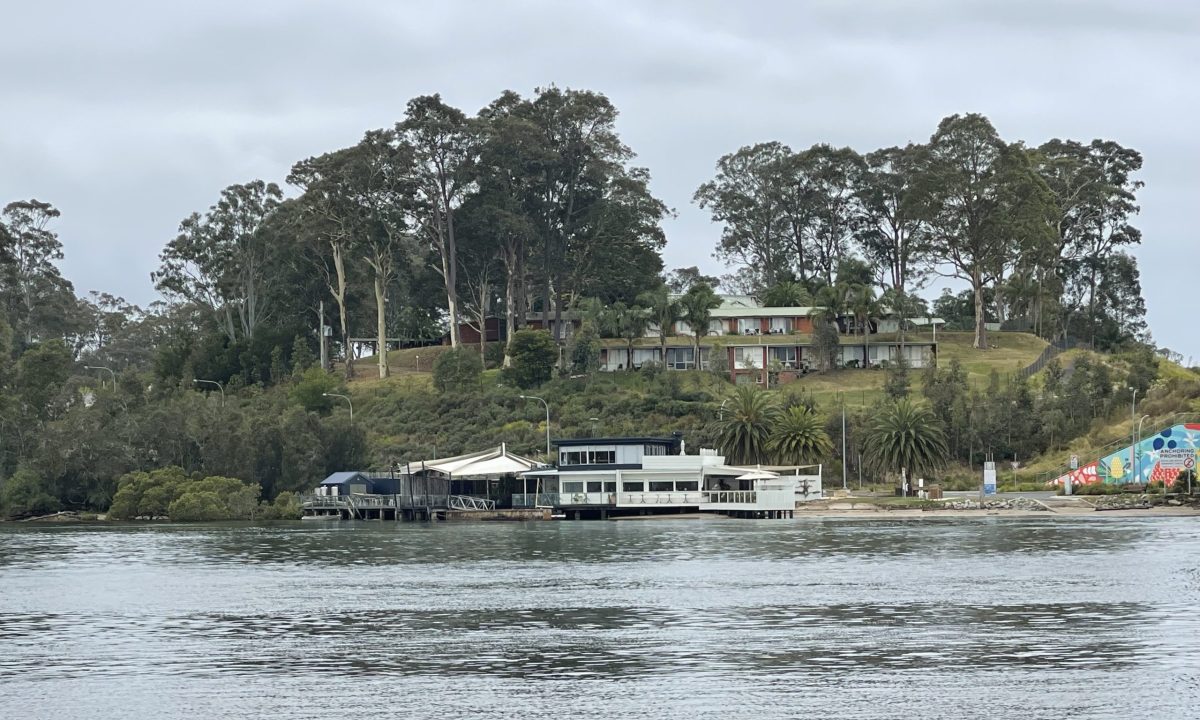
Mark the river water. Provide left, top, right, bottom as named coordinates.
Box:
left=1, top=517, right=1198, bottom=719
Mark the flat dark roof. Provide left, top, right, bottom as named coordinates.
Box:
left=553, top=436, right=681, bottom=448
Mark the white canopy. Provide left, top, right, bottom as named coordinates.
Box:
left=735, top=469, right=781, bottom=481
left=413, top=444, right=539, bottom=477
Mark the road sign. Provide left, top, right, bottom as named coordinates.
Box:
left=1070, top=454, right=1079, bottom=470
left=1159, top=448, right=1196, bottom=470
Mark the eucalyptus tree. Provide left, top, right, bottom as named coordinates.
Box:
left=714, top=386, right=781, bottom=465
left=792, top=144, right=866, bottom=287
left=914, top=114, right=1055, bottom=349
left=694, top=141, right=791, bottom=291
left=154, top=181, right=283, bottom=345
left=357, top=130, right=424, bottom=379
left=664, top=266, right=720, bottom=293
left=1034, top=139, right=1143, bottom=345
left=1, top=200, right=78, bottom=346
left=863, top=398, right=948, bottom=484
left=396, top=94, right=479, bottom=349
left=770, top=406, right=832, bottom=465
left=288, top=148, right=368, bottom=378
left=856, top=144, right=930, bottom=343
left=474, top=91, right=543, bottom=362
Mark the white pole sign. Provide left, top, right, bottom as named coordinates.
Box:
left=983, top=461, right=997, bottom=496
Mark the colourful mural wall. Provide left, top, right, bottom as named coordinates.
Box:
left=1053, top=423, right=1200, bottom=486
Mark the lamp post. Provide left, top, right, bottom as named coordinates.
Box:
left=415, top=354, right=420, bottom=372
left=193, top=378, right=225, bottom=407
left=589, top=417, right=599, bottom=437
left=1129, top=388, right=1138, bottom=484
left=520, top=394, right=551, bottom=457
left=323, top=393, right=353, bottom=424
left=1136, top=414, right=1151, bottom=484
left=718, top=398, right=729, bottom=421
left=84, top=365, right=116, bottom=391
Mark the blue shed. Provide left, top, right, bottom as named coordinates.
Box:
left=318, top=471, right=373, bottom=496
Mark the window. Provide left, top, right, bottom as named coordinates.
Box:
left=604, top=482, right=617, bottom=492
left=643, top=444, right=668, bottom=456
left=562, top=482, right=584, bottom=493
left=561, top=450, right=587, bottom=466
left=666, top=347, right=695, bottom=370
left=586, top=481, right=603, bottom=493
left=738, top=318, right=760, bottom=335
left=649, top=481, right=673, bottom=492
left=769, top=346, right=798, bottom=368
left=769, top=317, right=793, bottom=334
left=588, top=450, right=616, bottom=464
left=734, top=347, right=761, bottom=369
left=676, top=481, right=699, bottom=492
left=632, top=348, right=659, bottom=368
left=622, top=481, right=645, bottom=492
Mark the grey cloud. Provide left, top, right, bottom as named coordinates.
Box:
left=1, top=0, right=1196, bottom=358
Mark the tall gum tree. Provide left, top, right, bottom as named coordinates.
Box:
left=153, top=181, right=283, bottom=345
left=289, top=148, right=368, bottom=379
left=694, top=141, right=791, bottom=291
left=914, top=114, right=1054, bottom=350
left=856, top=145, right=931, bottom=347
left=396, top=95, right=478, bottom=350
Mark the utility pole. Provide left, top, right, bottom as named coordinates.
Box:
left=841, top=393, right=848, bottom=491
left=1130, top=388, right=1138, bottom=484
left=319, top=300, right=328, bottom=372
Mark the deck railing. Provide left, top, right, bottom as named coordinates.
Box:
left=701, top=490, right=758, bottom=505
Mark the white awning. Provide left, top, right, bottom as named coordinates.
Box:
left=412, top=445, right=540, bottom=477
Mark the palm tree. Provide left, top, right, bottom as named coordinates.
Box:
left=762, top=281, right=813, bottom=308
left=770, top=406, right=833, bottom=464
left=604, top=302, right=649, bottom=371
left=638, top=284, right=680, bottom=365
left=850, top=283, right=879, bottom=367
left=714, top=386, right=781, bottom=464
left=862, top=398, right=949, bottom=485
left=678, top=282, right=721, bottom=369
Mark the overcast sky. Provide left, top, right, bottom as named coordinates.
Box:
left=3, top=0, right=1197, bottom=362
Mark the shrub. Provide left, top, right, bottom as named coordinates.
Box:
left=433, top=347, right=484, bottom=392
left=502, top=330, right=558, bottom=389
left=290, top=367, right=341, bottom=412
left=0, top=467, right=60, bottom=519
left=484, top=342, right=506, bottom=370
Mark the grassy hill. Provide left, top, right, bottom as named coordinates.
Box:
left=336, top=331, right=1060, bottom=470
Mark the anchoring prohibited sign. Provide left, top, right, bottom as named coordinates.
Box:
left=1159, top=448, right=1197, bottom=470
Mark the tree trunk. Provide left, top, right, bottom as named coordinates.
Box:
left=972, top=267, right=987, bottom=350
left=445, top=202, right=461, bottom=348
left=374, top=271, right=388, bottom=379
left=332, top=242, right=353, bottom=380
left=435, top=204, right=461, bottom=349
left=503, top=241, right=519, bottom=368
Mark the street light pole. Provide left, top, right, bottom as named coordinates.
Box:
left=1136, top=414, right=1151, bottom=484
left=323, top=393, right=353, bottom=424
left=193, top=378, right=225, bottom=407
left=841, top=393, right=848, bottom=491
left=1130, top=388, right=1138, bottom=484
left=589, top=417, right=599, bottom=437
left=718, top=398, right=729, bottom=421
left=520, top=394, right=551, bottom=457
left=85, top=365, right=116, bottom=391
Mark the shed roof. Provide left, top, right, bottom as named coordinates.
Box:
left=320, top=471, right=368, bottom=485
